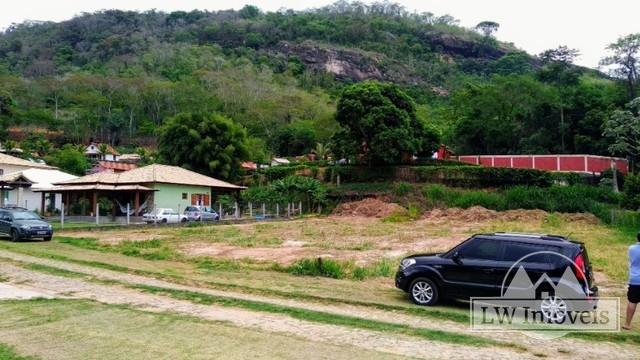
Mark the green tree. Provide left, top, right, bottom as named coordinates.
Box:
left=475, top=21, right=499, bottom=37
left=600, top=33, right=640, bottom=99
left=157, top=112, right=250, bottom=180
left=0, top=89, right=14, bottom=141
left=313, top=142, right=331, bottom=160
left=603, top=98, right=640, bottom=161
left=272, top=123, right=317, bottom=157
left=333, top=81, right=439, bottom=165
left=45, top=144, right=90, bottom=176
left=537, top=46, right=582, bottom=152
left=452, top=75, right=555, bottom=154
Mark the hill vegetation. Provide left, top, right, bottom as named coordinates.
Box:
left=0, top=1, right=638, bottom=174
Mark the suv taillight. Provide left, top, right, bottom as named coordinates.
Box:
left=574, top=252, right=586, bottom=282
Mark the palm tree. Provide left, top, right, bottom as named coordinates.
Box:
left=98, top=143, right=108, bottom=160
left=313, top=143, right=332, bottom=160
left=34, top=139, right=52, bottom=157
left=3, top=139, right=18, bottom=154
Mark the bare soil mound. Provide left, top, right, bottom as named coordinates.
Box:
left=423, top=206, right=497, bottom=222
left=332, top=198, right=406, bottom=218
left=423, top=206, right=600, bottom=224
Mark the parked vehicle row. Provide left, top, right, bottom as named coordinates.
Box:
left=0, top=207, right=53, bottom=242
left=142, top=206, right=220, bottom=224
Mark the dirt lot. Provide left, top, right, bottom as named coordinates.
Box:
left=57, top=205, right=609, bottom=268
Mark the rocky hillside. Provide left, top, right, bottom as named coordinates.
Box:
left=0, top=2, right=522, bottom=88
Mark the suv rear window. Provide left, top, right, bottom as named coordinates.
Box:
left=502, top=242, right=560, bottom=263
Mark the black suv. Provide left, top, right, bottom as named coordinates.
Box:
left=396, top=233, right=597, bottom=308
left=0, top=208, right=53, bottom=242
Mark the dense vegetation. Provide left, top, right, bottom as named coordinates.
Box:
left=0, top=1, right=638, bottom=176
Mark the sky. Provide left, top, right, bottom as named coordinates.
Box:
left=1, top=0, right=639, bottom=69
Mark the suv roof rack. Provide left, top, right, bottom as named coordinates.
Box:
left=491, top=232, right=567, bottom=242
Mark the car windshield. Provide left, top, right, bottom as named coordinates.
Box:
left=12, top=211, right=41, bottom=220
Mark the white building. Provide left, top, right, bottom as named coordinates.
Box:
left=0, top=152, right=55, bottom=176
left=85, top=143, right=120, bottom=162
left=0, top=153, right=76, bottom=212
left=0, top=168, right=77, bottom=212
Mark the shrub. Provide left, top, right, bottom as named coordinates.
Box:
left=422, top=183, right=618, bottom=217
left=451, top=190, right=506, bottom=210
left=393, top=182, right=412, bottom=196
left=413, top=166, right=553, bottom=187
left=263, top=165, right=313, bottom=181
left=422, top=184, right=456, bottom=208
left=623, top=173, right=640, bottom=210
left=287, top=258, right=346, bottom=279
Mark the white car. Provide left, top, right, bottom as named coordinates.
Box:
left=143, top=208, right=187, bottom=224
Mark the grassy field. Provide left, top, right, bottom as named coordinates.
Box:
left=0, top=299, right=407, bottom=360
left=1, top=211, right=640, bottom=359
left=47, top=212, right=637, bottom=284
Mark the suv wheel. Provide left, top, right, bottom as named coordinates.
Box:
left=409, top=278, right=439, bottom=306
left=540, top=295, right=568, bottom=323
left=10, top=229, right=21, bottom=242
left=43, top=236, right=52, bottom=242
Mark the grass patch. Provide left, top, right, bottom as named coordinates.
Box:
left=284, top=257, right=398, bottom=281
left=568, top=331, right=640, bottom=345
left=0, top=343, right=37, bottom=360
left=23, top=263, right=87, bottom=279
left=56, top=237, right=100, bottom=250
left=133, top=284, right=510, bottom=348
left=54, top=236, right=182, bottom=262
left=383, top=203, right=419, bottom=223
left=421, top=184, right=619, bottom=220
left=196, top=257, right=244, bottom=271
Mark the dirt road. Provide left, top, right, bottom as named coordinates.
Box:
left=1, top=249, right=638, bottom=359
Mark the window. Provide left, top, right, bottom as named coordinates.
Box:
left=182, top=193, right=187, bottom=200
left=0, top=169, right=3, bottom=175
left=502, top=242, right=559, bottom=263
left=459, top=238, right=503, bottom=261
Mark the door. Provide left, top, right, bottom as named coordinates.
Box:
left=0, top=211, right=10, bottom=234
left=170, top=210, right=180, bottom=223
left=439, top=237, right=505, bottom=297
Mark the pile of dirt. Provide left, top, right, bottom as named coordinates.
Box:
left=332, top=198, right=407, bottom=218
left=559, top=212, right=600, bottom=224
left=423, top=206, right=600, bottom=224
left=423, top=206, right=498, bottom=222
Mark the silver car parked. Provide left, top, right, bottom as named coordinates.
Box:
left=184, top=206, right=220, bottom=221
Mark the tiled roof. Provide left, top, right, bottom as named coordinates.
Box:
left=55, top=164, right=245, bottom=189
left=0, top=153, right=55, bottom=169
left=96, top=161, right=138, bottom=171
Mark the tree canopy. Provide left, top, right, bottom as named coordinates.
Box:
left=603, top=97, right=640, bottom=158
left=475, top=21, right=499, bottom=37
left=158, top=112, right=250, bottom=180
left=600, top=33, right=640, bottom=99
left=45, top=144, right=90, bottom=176
left=333, top=81, right=439, bottom=165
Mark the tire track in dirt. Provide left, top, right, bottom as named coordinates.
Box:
left=0, top=263, right=528, bottom=360
left=1, top=249, right=638, bottom=359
